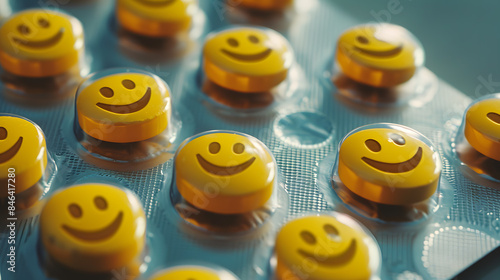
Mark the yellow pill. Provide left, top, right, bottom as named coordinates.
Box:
left=40, top=183, right=146, bottom=272
left=464, top=97, right=500, bottom=161
left=203, top=27, right=293, bottom=93
left=175, top=132, right=276, bottom=214
left=149, top=265, right=239, bottom=280
left=239, top=0, right=293, bottom=11
left=336, top=23, right=424, bottom=87
left=0, top=9, right=84, bottom=77
left=0, top=115, right=47, bottom=197
left=338, top=126, right=441, bottom=205
left=76, top=71, right=171, bottom=143
left=275, top=215, right=374, bottom=280
left=116, top=0, right=196, bottom=37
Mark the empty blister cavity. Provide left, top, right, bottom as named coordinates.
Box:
left=324, top=23, right=437, bottom=108
left=0, top=9, right=90, bottom=106
left=169, top=130, right=288, bottom=235
left=255, top=212, right=381, bottom=280
left=99, top=0, right=206, bottom=67
left=0, top=114, right=57, bottom=212
left=450, top=93, right=500, bottom=185
left=71, top=68, right=179, bottom=171
left=274, top=111, right=334, bottom=149
left=332, top=123, right=441, bottom=223
left=147, top=264, right=239, bottom=280
left=186, top=25, right=305, bottom=114
left=16, top=183, right=151, bottom=280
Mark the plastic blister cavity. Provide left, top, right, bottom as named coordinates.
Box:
left=148, top=264, right=240, bottom=280
left=168, top=130, right=288, bottom=235
left=38, top=183, right=148, bottom=279
left=72, top=68, right=179, bottom=171
left=332, top=123, right=441, bottom=223
left=326, top=23, right=437, bottom=108
left=266, top=212, right=381, bottom=280
left=452, top=93, right=500, bottom=185
left=100, top=0, right=206, bottom=66
left=186, top=25, right=305, bottom=113
left=0, top=114, right=56, bottom=212
left=0, top=9, right=89, bottom=105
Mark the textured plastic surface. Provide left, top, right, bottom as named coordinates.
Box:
left=0, top=1, right=499, bottom=280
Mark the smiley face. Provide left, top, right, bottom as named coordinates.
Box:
left=338, top=126, right=441, bottom=205
left=336, top=23, right=424, bottom=87
left=175, top=132, right=276, bottom=214
left=40, top=183, right=146, bottom=272
left=275, top=215, right=374, bottom=280
left=0, top=9, right=84, bottom=77
left=203, top=27, right=293, bottom=93
left=238, top=0, right=293, bottom=11
left=76, top=71, right=171, bottom=143
left=464, top=97, right=500, bottom=161
left=116, top=0, right=196, bottom=37
left=0, top=116, right=47, bottom=197
left=149, top=265, right=239, bottom=280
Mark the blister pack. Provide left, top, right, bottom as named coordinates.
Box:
left=0, top=1, right=499, bottom=280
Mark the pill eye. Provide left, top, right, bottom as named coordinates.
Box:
left=300, top=231, right=317, bottom=245
left=227, top=38, right=239, bottom=47
left=68, top=203, right=82, bottom=218
left=99, top=87, right=114, bottom=98
left=365, top=139, right=381, bottom=152
left=94, top=196, right=108, bottom=210
left=18, top=24, right=30, bottom=35
left=356, top=35, right=369, bottom=44
left=209, top=142, right=221, bottom=154
left=38, top=18, right=50, bottom=28
left=324, top=224, right=340, bottom=240
left=390, top=133, right=406, bottom=145
left=0, top=127, right=7, bottom=140
left=122, top=79, right=136, bottom=90
left=487, top=112, right=500, bottom=124
left=233, top=143, right=245, bottom=154
left=248, top=35, right=260, bottom=44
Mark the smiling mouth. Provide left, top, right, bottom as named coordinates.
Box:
left=62, top=212, right=123, bottom=242
left=13, top=28, right=64, bottom=49
left=362, top=147, right=423, bottom=173
left=0, top=137, right=23, bottom=164
left=298, top=239, right=357, bottom=266
left=355, top=44, right=403, bottom=57
left=221, top=48, right=272, bottom=62
left=96, top=87, right=151, bottom=114
left=136, top=0, right=175, bottom=7
left=196, top=154, right=255, bottom=176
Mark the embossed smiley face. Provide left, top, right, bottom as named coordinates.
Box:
left=0, top=116, right=47, bottom=196
left=275, top=215, right=372, bottom=280
left=76, top=72, right=171, bottom=143
left=203, top=27, right=293, bottom=92
left=116, top=0, right=196, bottom=37
left=175, top=132, right=276, bottom=214
left=336, top=23, right=424, bottom=87
left=338, top=127, right=441, bottom=205
left=40, top=184, right=146, bottom=272
left=464, top=97, right=500, bottom=161
left=0, top=9, right=84, bottom=76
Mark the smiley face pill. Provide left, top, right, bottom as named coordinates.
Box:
left=149, top=265, right=240, bottom=280
left=0, top=9, right=84, bottom=77
left=116, top=0, right=196, bottom=37
left=203, top=27, right=293, bottom=93
left=275, top=214, right=379, bottom=280
left=336, top=23, right=424, bottom=88
left=40, top=183, right=146, bottom=272
left=338, top=125, right=441, bottom=205
left=76, top=70, right=171, bottom=143
left=175, top=131, right=276, bottom=214
left=238, top=0, right=293, bottom=11
left=0, top=115, right=47, bottom=197
left=464, top=97, right=500, bottom=161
